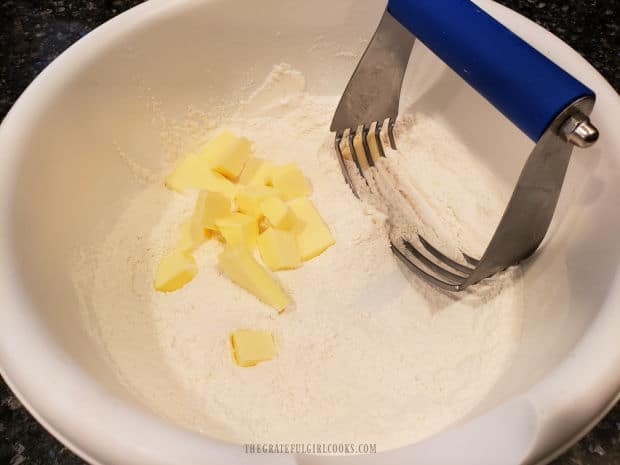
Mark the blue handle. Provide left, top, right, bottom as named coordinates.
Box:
left=387, top=0, right=594, bottom=141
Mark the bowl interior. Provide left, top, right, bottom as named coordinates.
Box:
left=2, top=0, right=620, bottom=462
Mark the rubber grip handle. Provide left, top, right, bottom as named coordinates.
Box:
left=387, top=0, right=594, bottom=141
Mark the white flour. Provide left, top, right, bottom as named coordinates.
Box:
left=72, top=64, right=524, bottom=450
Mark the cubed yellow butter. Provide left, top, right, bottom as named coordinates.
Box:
left=206, top=171, right=237, bottom=200
left=165, top=155, right=237, bottom=199
left=200, top=130, right=252, bottom=179
left=268, top=163, right=311, bottom=200
left=238, top=157, right=273, bottom=186
left=176, top=221, right=207, bottom=253
left=235, top=185, right=281, bottom=218
left=216, top=213, right=259, bottom=251
left=231, top=329, right=277, bottom=367
left=289, top=198, right=335, bottom=261
left=260, top=196, right=296, bottom=230
left=192, top=191, right=231, bottom=231
left=218, top=246, right=290, bottom=312
left=154, top=250, right=198, bottom=292
left=257, top=228, right=302, bottom=271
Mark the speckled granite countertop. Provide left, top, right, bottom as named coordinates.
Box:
left=0, top=1, right=618, bottom=464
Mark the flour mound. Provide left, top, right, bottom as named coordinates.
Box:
left=72, top=64, right=523, bottom=451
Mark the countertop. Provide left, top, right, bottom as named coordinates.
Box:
left=0, top=1, right=618, bottom=464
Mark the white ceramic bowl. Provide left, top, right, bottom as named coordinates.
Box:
left=1, top=1, right=619, bottom=464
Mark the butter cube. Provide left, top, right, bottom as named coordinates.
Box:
left=154, top=250, right=198, bottom=292
left=260, top=196, right=296, bottom=230
left=200, top=130, right=252, bottom=179
left=235, top=185, right=281, bottom=218
left=231, top=329, right=277, bottom=367
left=268, top=163, right=311, bottom=200
left=176, top=221, right=207, bottom=253
left=166, top=155, right=237, bottom=199
left=238, top=157, right=273, bottom=186
left=257, top=228, right=302, bottom=271
left=192, top=191, right=231, bottom=231
left=289, top=198, right=335, bottom=261
left=216, top=213, right=259, bottom=251
left=218, top=246, right=290, bottom=312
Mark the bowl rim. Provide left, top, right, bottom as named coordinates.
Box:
left=1, top=0, right=619, bottom=464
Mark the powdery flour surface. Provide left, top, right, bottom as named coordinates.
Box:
left=73, top=64, right=524, bottom=450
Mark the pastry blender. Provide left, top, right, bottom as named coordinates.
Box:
left=330, top=0, right=599, bottom=291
